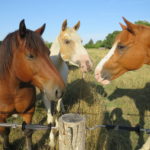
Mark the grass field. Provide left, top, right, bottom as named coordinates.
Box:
left=2, top=49, right=150, bottom=150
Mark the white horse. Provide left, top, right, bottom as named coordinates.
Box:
left=43, top=20, right=92, bottom=148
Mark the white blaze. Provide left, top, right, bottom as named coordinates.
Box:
left=95, top=41, right=118, bottom=84
left=95, top=42, right=118, bottom=73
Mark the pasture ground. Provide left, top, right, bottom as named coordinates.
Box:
left=1, top=49, right=150, bottom=150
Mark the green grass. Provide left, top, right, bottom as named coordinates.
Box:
left=1, top=49, right=150, bottom=150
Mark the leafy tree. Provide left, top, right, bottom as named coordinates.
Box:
left=135, top=20, right=150, bottom=26
left=84, top=31, right=120, bottom=49
left=88, top=39, right=94, bottom=45
left=102, top=31, right=120, bottom=49
left=45, top=41, right=52, bottom=49
left=95, top=40, right=103, bottom=48
left=84, top=39, right=95, bottom=48
left=0, top=41, right=2, bottom=45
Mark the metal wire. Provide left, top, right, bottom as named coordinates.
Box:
left=0, top=122, right=57, bottom=130
left=86, top=125, right=106, bottom=130
left=0, top=122, right=150, bottom=135
left=86, top=124, right=150, bottom=134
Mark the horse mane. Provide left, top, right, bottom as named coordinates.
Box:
left=0, top=32, right=17, bottom=78
left=0, top=29, right=46, bottom=78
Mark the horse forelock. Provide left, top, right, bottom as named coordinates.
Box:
left=59, top=28, right=82, bottom=57
left=25, top=30, right=47, bottom=54
left=0, top=29, right=47, bottom=78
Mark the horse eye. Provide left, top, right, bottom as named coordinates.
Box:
left=117, top=44, right=126, bottom=50
left=65, top=39, right=70, bottom=44
left=26, top=53, right=35, bottom=60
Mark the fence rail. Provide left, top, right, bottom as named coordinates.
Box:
left=0, top=122, right=56, bottom=130
left=87, top=124, right=150, bottom=134
left=1, top=118, right=150, bottom=134
left=0, top=113, right=150, bottom=150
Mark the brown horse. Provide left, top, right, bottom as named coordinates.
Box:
left=95, top=17, right=150, bottom=85
left=0, top=20, right=65, bottom=150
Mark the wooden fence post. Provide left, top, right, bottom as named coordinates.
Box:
left=58, top=113, right=85, bottom=150
left=139, top=136, right=150, bottom=150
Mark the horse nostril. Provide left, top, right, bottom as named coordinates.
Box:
left=101, top=70, right=111, bottom=80
left=55, top=90, right=58, bottom=98
left=55, top=89, right=64, bottom=99
left=86, top=60, right=89, bottom=66
left=86, top=60, right=92, bottom=71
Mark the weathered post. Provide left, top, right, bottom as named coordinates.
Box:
left=59, top=113, right=85, bottom=150
left=139, top=136, right=150, bottom=150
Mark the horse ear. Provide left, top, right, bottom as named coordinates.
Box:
left=35, top=24, right=46, bottom=36
left=122, top=17, right=137, bottom=34
left=62, top=19, right=67, bottom=31
left=73, top=21, right=80, bottom=30
left=119, top=23, right=126, bottom=30
left=19, top=19, right=26, bottom=38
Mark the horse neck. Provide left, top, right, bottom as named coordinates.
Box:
left=0, top=71, right=20, bottom=92
left=50, top=36, right=67, bottom=70
left=50, top=36, right=61, bottom=56
left=143, top=28, right=150, bottom=64
left=146, top=48, right=150, bottom=65
left=144, top=38, right=150, bottom=65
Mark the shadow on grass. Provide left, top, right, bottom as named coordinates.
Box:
left=108, top=82, right=150, bottom=149
left=10, top=136, right=25, bottom=150
left=63, top=79, right=108, bottom=111
left=96, top=108, right=132, bottom=150
left=9, top=111, right=49, bottom=150
left=63, top=79, right=93, bottom=108
left=33, top=130, right=50, bottom=150
left=89, top=82, right=108, bottom=97
left=36, top=92, right=46, bottom=109
left=12, top=130, right=50, bottom=150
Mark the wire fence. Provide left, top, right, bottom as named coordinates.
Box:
left=86, top=124, right=150, bottom=134
left=0, top=122, right=56, bottom=130
left=1, top=121, right=150, bottom=135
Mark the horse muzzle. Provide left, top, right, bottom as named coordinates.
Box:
left=44, top=86, right=64, bottom=101
left=95, top=68, right=111, bottom=85
left=78, top=60, right=93, bottom=73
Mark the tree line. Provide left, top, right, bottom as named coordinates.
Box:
left=0, top=20, right=150, bottom=49
left=84, top=20, right=150, bottom=49
left=84, top=30, right=120, bottom=49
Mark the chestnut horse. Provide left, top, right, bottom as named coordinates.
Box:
left=0, top=20, right=65, bottom=150
left=95, top=17, right=150, bottom=85
left=95, top=18, right=150, bottom=150
left=43, top=20, right=92, bottom=148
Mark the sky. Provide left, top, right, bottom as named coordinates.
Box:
left=0, top=0, right=150, bottom=43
